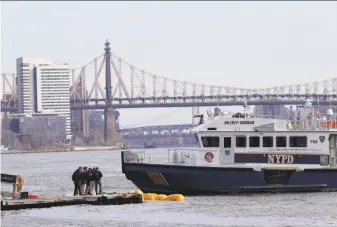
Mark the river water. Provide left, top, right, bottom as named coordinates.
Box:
left=1, top=149, right=337, bottom=227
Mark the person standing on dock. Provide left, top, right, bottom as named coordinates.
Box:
left=78, top=166, right=88, bottom=195
left=72, top=167, right=82, bottom=196
left=94, top=167, right=103, bottom=195
left=88, top=168, right=96, bottom=195
left=84, top=167, right=91, bottom=195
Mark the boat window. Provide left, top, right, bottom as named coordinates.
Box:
left=201, top=136, right=219, bottom=147
left=249, top=136, right=260, bottom=147
left=263, top=136, right=273, bottom=147
left=276, top=136, right=287, bottom=147
left=224, top=137, right=231, bottom=148
left=236, top=136, right=246, bottom=148
left=289, top=136, right=307, bottom=147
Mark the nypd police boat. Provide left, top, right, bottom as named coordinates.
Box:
left=121, top=101, right=337, bottom=195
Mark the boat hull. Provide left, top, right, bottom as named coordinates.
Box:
left=122, top=160, right=337, bottom=195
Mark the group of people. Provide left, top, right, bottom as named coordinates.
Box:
left=72, top=166, right=103, bottom=196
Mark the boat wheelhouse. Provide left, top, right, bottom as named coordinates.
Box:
left=191, top=111, right=334, bottom=166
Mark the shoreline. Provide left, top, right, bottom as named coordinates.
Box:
left=1, top=146, right=121, bottom=155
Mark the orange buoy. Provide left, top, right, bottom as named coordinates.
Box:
left=135, top=189, right=143, bottom=195
left=140, top=192, right=184, bottom=202
left=28, top=193, right=39, bottom=199
left=143, top=193, right=155, bottom=200
left=154, top=194, right=167, bottom=200
left=165, top=194, right=184, bottom=201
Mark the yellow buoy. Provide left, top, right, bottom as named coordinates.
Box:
left=143, top=193, right=155, bottom=200
left=154, top=194, right=168, bottom=200
left=135, top=189, right=143, bottom=195
left=165, top=194, right=184, bottom=201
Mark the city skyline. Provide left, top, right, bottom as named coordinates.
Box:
left=1, top=1, right=337, bottom=126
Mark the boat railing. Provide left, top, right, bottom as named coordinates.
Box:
left=250, top=115, right=288, bottom=120
left=249, top=113, right=337, bottom=131
left=167, top=148, right=221, bottom=165
left=123, top=149, right=147, bottom=163
left=123, top=147, right=211, bottom=165
left=287, top=118, right=337, bottom=131
left=167, top=148, right=198, bottom=165
left=123, top=148, right=168, bottom=164
left=123, top=144, right=145, bottom=150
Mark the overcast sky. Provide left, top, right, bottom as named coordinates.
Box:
left=1, top=1, right=337, bottom=127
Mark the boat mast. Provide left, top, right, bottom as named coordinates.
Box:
left=243, top=100, right=249, bottom=118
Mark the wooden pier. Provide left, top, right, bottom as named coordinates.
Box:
left=1, top=173, right=143, bottom=211
left=1, top=193, right=143, bottom=211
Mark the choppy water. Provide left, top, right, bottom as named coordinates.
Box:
left=1, top=149, right=337, bottom=227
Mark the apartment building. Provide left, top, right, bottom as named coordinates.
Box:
left=16, top=57, right=71, bottom=136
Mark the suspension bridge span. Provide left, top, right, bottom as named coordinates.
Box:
left=1, top=40, right=337, bottom=143
left=2, top=40, right=337, bottom=112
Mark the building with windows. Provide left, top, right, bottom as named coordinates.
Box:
left=16, top=58, right=53, bottom=113
left=16, top=57, right=71, bottom=136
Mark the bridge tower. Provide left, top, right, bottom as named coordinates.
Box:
left=103, top=40, right=120, bottom=145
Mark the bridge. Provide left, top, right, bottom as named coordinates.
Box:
left=2, top=40, right=337, bottom=143
left=119, top=124, right=197, bottom=148
left=119, top=124, right=195, bottom=138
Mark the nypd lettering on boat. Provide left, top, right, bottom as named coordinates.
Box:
left=267, top=154, right=294, bottom=164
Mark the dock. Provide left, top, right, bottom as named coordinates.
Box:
left=1, top=173, right=143, bottom=211
left=1, top=193, right=143, bottom=211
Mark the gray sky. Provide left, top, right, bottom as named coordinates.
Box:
left=1, top=1, right=337, bottom=127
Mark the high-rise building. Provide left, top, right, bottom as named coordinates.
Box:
left=16, top=58, right=53, bottom=113
left=16, top=57, right=71, bottom=136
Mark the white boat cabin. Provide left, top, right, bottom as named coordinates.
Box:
left=126, top=103, right=337, bottom=169
left=193, top=116, right=335, bottom=154
left=172, top=105, right=337, bottom=167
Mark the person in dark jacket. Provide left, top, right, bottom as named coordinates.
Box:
left=72, top=167, right=82, bottom=196
left=77, top=167, right=87, bottom=195
left=94, top=167, right=103, bottom=195
left=88, top=168, right=97, bottom=195
left=85, top=168, right=93, bottom=195
left=82, top=166, right=89, bottom=195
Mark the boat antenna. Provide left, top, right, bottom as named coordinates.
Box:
left=243, top=99, right=250, bottom=118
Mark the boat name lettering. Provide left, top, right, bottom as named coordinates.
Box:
left=267, top=155, right=294, bottom=164
left=224, top=121, right=255, bottom=125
